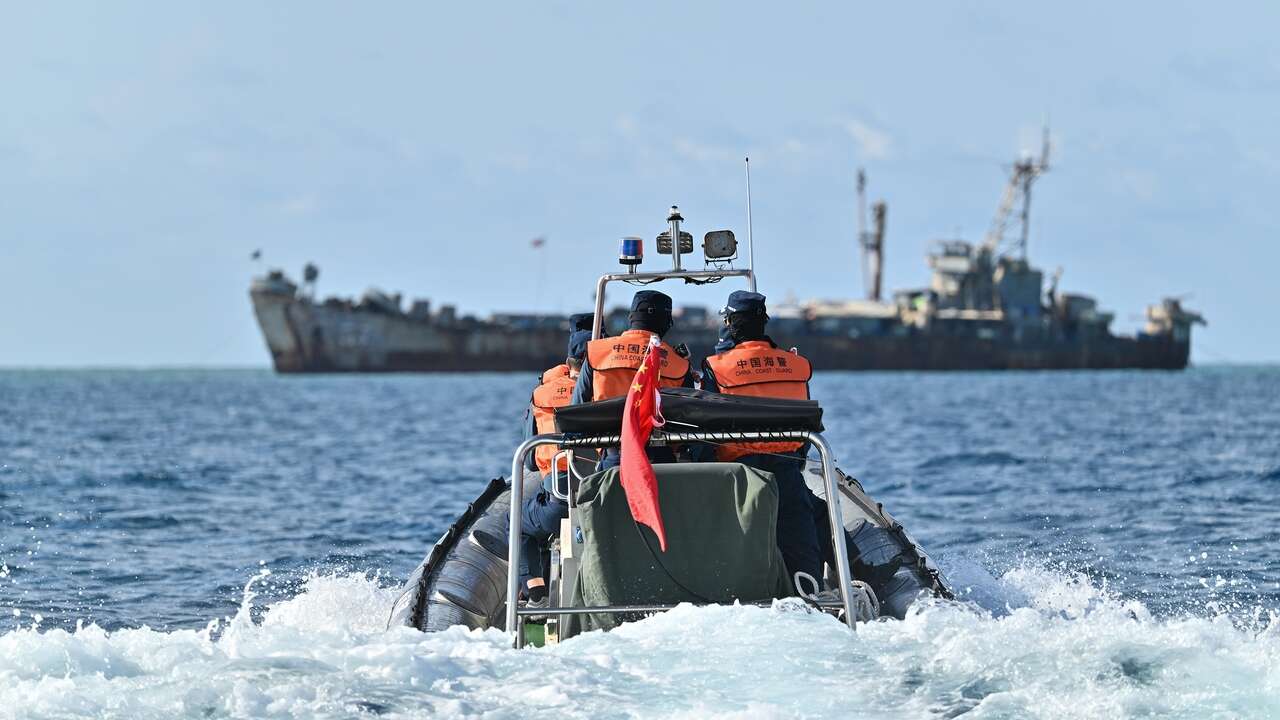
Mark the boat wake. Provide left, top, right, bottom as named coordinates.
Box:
left=2, top=564, right=1277, bottom=719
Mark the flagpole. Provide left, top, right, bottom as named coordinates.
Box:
left=745, top=157, right=757, bottom=292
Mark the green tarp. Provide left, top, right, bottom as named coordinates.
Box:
left=563, top=462, right=793, bottom=637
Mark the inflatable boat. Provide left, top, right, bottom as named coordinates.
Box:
left=388, top=208, right=951, bottom=644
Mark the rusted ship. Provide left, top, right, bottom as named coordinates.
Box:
left=250, top=138, right=1203, bottom=372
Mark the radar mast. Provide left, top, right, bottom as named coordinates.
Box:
left=856, top=168, right=887, bottom=301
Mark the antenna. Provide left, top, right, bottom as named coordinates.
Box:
left=744, top=157, right=757, bottom=292
left=856, top=168, right=868, bottom=298
left=857, top=168, right=867, bottom=239
left=856, top=168, right=885, bottom=301
left=1016, top=123, right=1051, bottom=259
left=1040, top=123, right=1051, bottom=170
left=856, top=168, right=867, bottom=277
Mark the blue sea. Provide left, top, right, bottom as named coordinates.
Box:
left=2, top=368, right=1279, bottom=718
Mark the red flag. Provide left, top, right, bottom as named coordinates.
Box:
left=619, top=335, right=669, bottom=551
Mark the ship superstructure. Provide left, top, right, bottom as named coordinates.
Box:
left=250, top=134, right=1203, bottom=372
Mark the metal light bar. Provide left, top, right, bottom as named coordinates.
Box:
left=506, top=431, right=856, bottom=642
left=589, top=269, right=757, bottom=340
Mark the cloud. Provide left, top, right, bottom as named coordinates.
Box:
left=1169, top=52, right=1280, bottom=93
left=615, top=113, right=639, bottom=138
left=672, top=136, right=738, bottom=165
left=490, top=151, right=532, bottom=171
left=186, top=147, right=229, bottom=170
left=780, top=138, right=807, bottom=156
left=1109, top=168, right=1158, bottom=202
left=844, top=120, right=892, bottom=159
left=278, top=195, right=318, bottom=216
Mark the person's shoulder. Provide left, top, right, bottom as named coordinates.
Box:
left=785, top=347, right=814, bottom=377
left=706, top=343, right=739, bottom=364
left=785, top=345, right=812, bottom=364
left=541, top=364, right=569, bottom=384
left=585, top=337, right=614, bottom=365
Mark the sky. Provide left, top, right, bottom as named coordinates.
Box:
left=2, top=2, right=1277, bottom=366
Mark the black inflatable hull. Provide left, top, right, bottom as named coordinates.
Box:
left=804, top=466, right=951, bottom=619
left=389, top=467, right=949, bottom=632
left=388, top=476, right=537, bottom=631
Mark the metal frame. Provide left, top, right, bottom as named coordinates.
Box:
left=548, top=450, right=572, bottom=502
left=589, top=269, right=756, bottom=340
left=506, top=430, right=857, bottom=642
left=590, top=202, right=757, bottom=341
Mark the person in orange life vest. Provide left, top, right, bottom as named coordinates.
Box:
left=713, top=320, right=737, bottom=354
left=567, top=312, right=594, bottom=334
left=571, top=290, right=694, bottom=469
left=517, top=327, right=592, bottom=604
left=520, top=314, right=594, bottom=474
left=701, top=290, right=823, bottom=583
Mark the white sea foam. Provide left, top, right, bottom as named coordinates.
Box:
left=1, top=568, right=1278, bottom=719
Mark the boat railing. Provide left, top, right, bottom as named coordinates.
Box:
left=547, top=449, right=584, bottom=503
left=506, top=429, right=857, bottom=645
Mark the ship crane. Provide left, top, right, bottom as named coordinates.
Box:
left=856, top=168, right=888, bottom=301
left=984, top=126, right=1050, bottom=259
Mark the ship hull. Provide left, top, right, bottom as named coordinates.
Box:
left=251, top=291, right=1190, bottom=373
left=251, top=289, right=565, bottom=373
left=788, top=333, right=1189, bottom=371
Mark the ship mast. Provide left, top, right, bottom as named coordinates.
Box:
left=302, top=262, right=319, bottom=300
left=857, top=168, right=887, bottom=301
left=984, top=126, right=1051, bottom=259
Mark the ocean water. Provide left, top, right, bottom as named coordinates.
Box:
left=2, top=367, right=1279, bottom=718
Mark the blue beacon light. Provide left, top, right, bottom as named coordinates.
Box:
left=619, top=236, right=643, bottom=267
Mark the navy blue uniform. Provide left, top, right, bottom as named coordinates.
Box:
left=516, top=327, right=592, bottom=591
left=701, top=290, right=824, bottom=583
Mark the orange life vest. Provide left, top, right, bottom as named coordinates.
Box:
left=530, top=364, right=577, bottom=475
left=541, top=364, right=568, bottom=385
left=585, top=329, right=690, bottom=402
left=704, top=340, right=813, bottom=461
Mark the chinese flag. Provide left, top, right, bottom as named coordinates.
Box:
left=619, top=335, right=669, bottom=551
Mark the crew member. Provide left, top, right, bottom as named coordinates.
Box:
left=572, top=290, right=694, bottom=467
left=521, top=312, right=595, bottom=474
left=572, top=290, right=693, bottom=403
left=701, top=290, right=823, bottom=582
left=523, top=333, right=589, bottom=476
left=517, top=328, right=592, bottom=604
left=712, top=322, right=736, bottom=355
left=568, top=312, right=595, bottom=334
